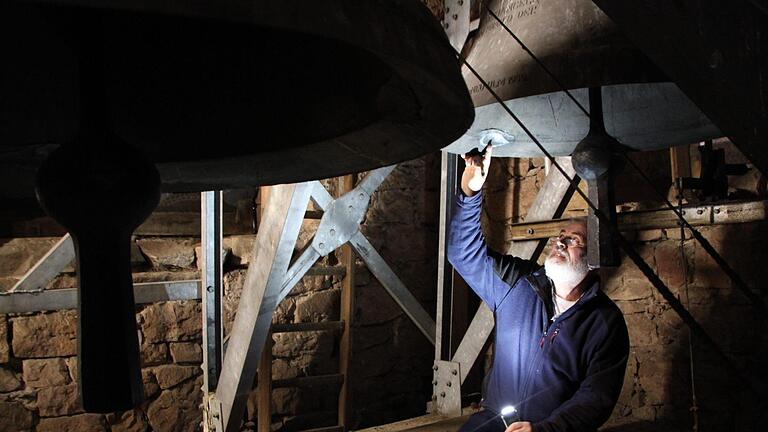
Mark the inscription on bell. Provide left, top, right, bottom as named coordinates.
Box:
left=468, top=74, right=529, bottom=95
left=479, top=0, right=543, bottom=36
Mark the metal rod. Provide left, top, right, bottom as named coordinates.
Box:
left=436, top=151, right=459, bottom=361
left=678, top=179, right=699, bottom=432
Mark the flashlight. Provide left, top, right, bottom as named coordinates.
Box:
left=500, top=405, right=517, bottom=428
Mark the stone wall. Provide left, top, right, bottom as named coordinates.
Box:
left=0, top=236, right=206, bottom=432
left=602, top=222, right=768, bottom=431
left=479, top=142, right=768, bottom=431
left=0, top=156, right=442, bottom=431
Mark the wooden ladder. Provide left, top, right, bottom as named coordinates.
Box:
left=256, top=175, right=356, bottom=432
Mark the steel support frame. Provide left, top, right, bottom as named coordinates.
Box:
left=0, top=233, right=200, bottom=314
left=202, top=191, right=225, bottom=430
left=9, top=234, right=74, bottom=293
left=211, top=166, right=437, bottom=432
left=432, top=157, right=577, bottom=414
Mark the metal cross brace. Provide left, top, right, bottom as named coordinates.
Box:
left=295, top=167, right=436, bottom=344
left=213, top=166, right=436, bottom=432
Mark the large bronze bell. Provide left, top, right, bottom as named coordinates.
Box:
left=445, top=0, right=721, bottom=157
left=445, top=0, right=724, bottom=268
left=0, top=0, right=473, bottom=412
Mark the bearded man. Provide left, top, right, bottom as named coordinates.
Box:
left=447, top=145, right=629, bottom=432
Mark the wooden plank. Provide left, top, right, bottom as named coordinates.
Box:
left=356, top=410, right=475, bottom=432
left=257, top=333, right=273, bottom=432
left=300, top=426, right=343, bottom=432
left=670, top=144, right=692, bottom=180
left=256, top=185, right=272, bottom=432
left=11, top=234, right=74, bottom=293
left=338, top=174, right=355, bottom=431
left=502, top=199, right=768, bottom=242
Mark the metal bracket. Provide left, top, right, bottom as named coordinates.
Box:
left=283, top=166, right=437, bottom=344
left=444, top=0, right=471, bottom=52
left=433, top=360, right=462, bottom=416
left=216, top=167, right=437, bottom=431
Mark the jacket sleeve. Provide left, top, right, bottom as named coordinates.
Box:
left=532, top=312, right=630, bottom=432
left=446, top=191, right=536, bottom=310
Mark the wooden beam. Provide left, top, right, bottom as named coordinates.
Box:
left=257, top=332, right=273, bottom=432
left=670, top=144, right=692, bottom=180
left=503, top=199, right=768, bottom=242
left=338, top=174, right=356, bottom=431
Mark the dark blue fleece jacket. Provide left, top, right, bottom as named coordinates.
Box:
left=447, top=192, right=629, bottom=432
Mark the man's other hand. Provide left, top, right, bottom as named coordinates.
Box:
left=460, top=143, right=493, bottom=197
left=505, top=421, right=532, bottom=432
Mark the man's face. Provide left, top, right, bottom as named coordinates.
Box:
left=547, top=221, right=587, bottom=266
left=544, top=221, right=589, bottom=285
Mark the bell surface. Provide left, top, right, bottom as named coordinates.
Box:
left=0, top=0, right=474, bottom=198
left=444, top=0, right=721, bottom=157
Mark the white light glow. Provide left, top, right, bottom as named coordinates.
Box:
left=500, top=405, right=517, bottom=416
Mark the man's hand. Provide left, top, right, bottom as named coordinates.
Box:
left=505, top=421, right=532, bottom=432
left=460, top=143, right=493, bottom=197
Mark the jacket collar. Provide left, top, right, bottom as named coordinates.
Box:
left=526, top=268, right=601, bottom=320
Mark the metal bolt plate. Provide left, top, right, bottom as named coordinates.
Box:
left=433, top=360, right=461, bottom=416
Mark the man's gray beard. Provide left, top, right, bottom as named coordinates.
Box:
left=544, top=252, right=590, bottom=288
